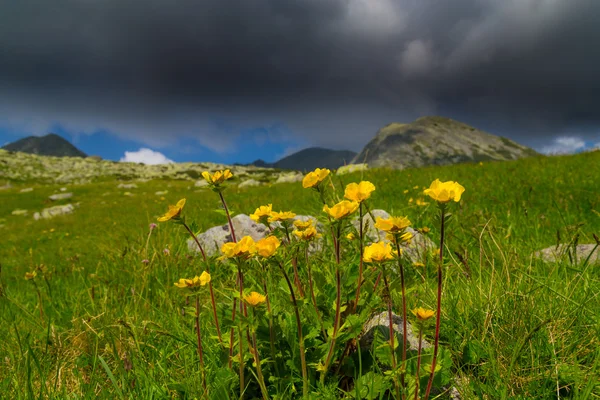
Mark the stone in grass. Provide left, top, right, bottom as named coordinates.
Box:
left=155, top=190, right=168, bottom=196
left=188, top=214, right=323, bottom=257
left=533, top=244, right=600, bottom=265
left=360, top=311, right=462, bottom=400
left=12, top=209, right=28, bottom=216
left=33, top=204, right=75, bottom=220
left=117, top=183, right=137, bottom=189
left=20, top=187, right=34, bottom=193
left=274, top=172, right=303, bottom=184
left=351, top=209, right=437, bottom=265
left=49, top=192, right=73, bottom=201
left=238, top=179, right=263, bottom=188
left=194, top=180, right=209, bottom=188
left=337, top=163, right=368, bottom=175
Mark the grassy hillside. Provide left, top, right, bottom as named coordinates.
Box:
left=0, top=152, right=599, bottom=398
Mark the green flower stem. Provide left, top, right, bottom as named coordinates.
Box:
left=182, top=222, right=222, bottom=344
left=262, top=275, right=281, bottom=380
left=424, top=205, right=446, bottom=400
left=414, top=327, right=424, bottom=400
left=276, top=261, right=309, bottom=397
left=195, top=295, right=208, bottom=394
left=236, top=264, right=247, bottom=398
left=306, top=245, right=326, bottom=338
left=382, top=265, right=401, bottom=400
left=395, top=239, right=408, bottom=400
left=250, top=308, right=269, bottom=400
left=322, top=224, right=342, bottom=381
left=352, top=202, right=365, bottom=313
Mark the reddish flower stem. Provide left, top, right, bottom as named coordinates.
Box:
left=395, top=240, right=408, bottom=400
left=424, top=206, right=446, bottom=400
left=352, top=203, right=364, bottom=313
left=414, top=328, right=424, bottom=400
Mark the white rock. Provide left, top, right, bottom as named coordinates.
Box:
left=49, top=192, right=73, bottom=201
left=337, top=163, right=368, bottom=175
left=117, top=183, right=137, bottom=189
left=60, top=187, right=67, bottom=192
left=11, top=209, right=28, bottom=216
left=194, top=180, right=209, bottom=187
left=33, top=204, right=75, bottom=220
left=275, top=172, right=303, bottom=184
left=155, top=190, right=168, bottom=196
left=238, top=179, right=262, bottom=188
left=20, top=188, right=34, bottom=193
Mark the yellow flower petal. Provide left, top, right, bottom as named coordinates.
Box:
left=302, top=168, right=330, bottom=188
left=344, top=181, right=376, bottom=203
left=423, top=179, right=465, bottom=203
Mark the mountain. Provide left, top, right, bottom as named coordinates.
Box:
left=250, top=147, right=357, bottom=171
left=2, top=133, right=87, bottom=158
left=353, top=116, right=538, bottom=169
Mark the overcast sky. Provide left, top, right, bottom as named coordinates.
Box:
left=1, top=0, right=599, bottom=163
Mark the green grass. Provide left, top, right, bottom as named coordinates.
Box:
left=1, top=152, right=599, bottom=399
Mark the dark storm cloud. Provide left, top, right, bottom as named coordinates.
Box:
left=1, top=0, right=599, bottom=153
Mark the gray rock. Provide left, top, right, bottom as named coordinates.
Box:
left=155, top=190, right=168, bottom=196
left=11, top=209, right=28, bottom=216
left=20, top=187, right=34, bottom=193
left=533, top=244, right=600, bottom=265
left=238, top=179, right=262, bottom=188
left=188, top=214, right=270, bottom=256
left=351, top=209, right=437, bottom=264
left=274, top=172, right=303, bottom=184
left=194, top=180, right=209, bottom=187
left=337, top=163, right=368, bottom=175
left=117, top=183, right=137, bottom=189
left=49, top=192, right=73, bottom=201
left=59, top=187, right=67, bottom=192
left=33, top=204, right=75, bottom=220
left=360, top=311, right=431, bottom=352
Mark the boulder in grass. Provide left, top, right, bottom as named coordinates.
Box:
left=117, top=183, right=137, bottom=189
left=49, top=192, right=73, bottom=201
left=533, top=244, right=600, bottom=265
left=20, top=188, right=33, bottom=193
left=359, top=311, right=430, bottom=352
left=238, top=179, right=263, bottom=188
left=34, top=204, right=75, bottom=220
left=337, top=163, right=368, bottom=175
left=12, top=209, right=28, bottom=216
left=275, top=172, right=303, bottom=184
left=351, top=209, right=437, bottom=265
left=188, top=214, right=324, bottom=257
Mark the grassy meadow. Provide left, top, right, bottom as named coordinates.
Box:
left=1, top=152, right=599, bottom=399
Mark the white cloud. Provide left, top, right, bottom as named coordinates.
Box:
left=540, top=137, right=586, bottom=155
left=120, top=148, right=174, bottom=165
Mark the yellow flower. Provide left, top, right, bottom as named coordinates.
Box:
left=346, top=232, right=356, bottom=240
left=403, top=190, right=409, bottom=194
left=174, top=272, right=210, bottom=289
left=253, top=236, right=280, bottom=258
left=374, top=216, right=411, bottom=233
left=250, top=204, right=273, bottom=223
left=408, top=198, right=414, bottom=203
left=221, top=236, right=256, bottom=258
left=413, top=185, right=420, bottom=190
left=416, top=198, right=429, bottom=207
left=423, top=179, right=465, bottom=203
left=24, top=271, right=37, bottom=280
left=363, top=242, right=394, bottom=263
left=413, top=262, right=425, bottom=268
left=420, top=227, right=430, bottom=233
left=302, top=168, right=330, bottom=188
left=293, top=219, right=313, bottom=230
left=268, top=211, right=296, bottom=222
left=344, top=181, right=376, bottom=203
left=412, top=307, right=435, bottom=321
left=294, top=226, right=320, bottom=240
left=323, top=200, right=359, bottom=220
left=244, top=291, right=267, bottom=306
left=202, top=169, right=233, bottom=185
left=157, top=198, right=186, bottom=222
left=387, top=231, right=413, bottom=244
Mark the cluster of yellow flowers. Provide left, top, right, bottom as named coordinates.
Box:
left=221, top=235, right=281, bottom=259
left=174, top=271, right=211, bottom=289
left=201, top=169, right=233, bottom=186
left=292, top=219, right=320, bottom=240
left=249, top=204, right=296, bottom=224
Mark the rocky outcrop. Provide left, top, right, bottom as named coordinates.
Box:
left=533, top=244, right=600, bottom=265
left=353, top=116, right=538, bottom=169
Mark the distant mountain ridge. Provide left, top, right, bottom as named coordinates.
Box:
left=2, top=133, right=87, bottom=158
left=353, top=116, right=538, bottom=169
left=249, top=147, right=357, bottom=171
